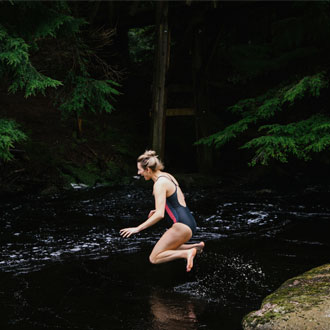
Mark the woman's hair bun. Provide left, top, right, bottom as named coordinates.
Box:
left=137, top=150, right=164, bottom=171
left=144, top=150, right=157, bottom=157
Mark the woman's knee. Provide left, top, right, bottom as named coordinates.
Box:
left=149, top=253, right=157, bottom=264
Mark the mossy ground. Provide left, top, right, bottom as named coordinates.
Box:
left=243, top=264, right=330, bottom=329
left=0, top=91, right=145, bottom=194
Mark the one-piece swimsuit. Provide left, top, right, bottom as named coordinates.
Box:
left=157, top=175, right=197, bottom=235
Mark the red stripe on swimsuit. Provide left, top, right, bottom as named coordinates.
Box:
left=165, top=204, right=177, bottom=223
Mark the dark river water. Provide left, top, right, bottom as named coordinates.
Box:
left=0, top=183, right=329, bottom=330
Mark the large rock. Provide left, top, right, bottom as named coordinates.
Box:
left=243, top=264, right=330, bottom=330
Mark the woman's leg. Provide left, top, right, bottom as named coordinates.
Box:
left=149, top=223, right=197, bottom=271
left=176, top=241, right=205, bottom=252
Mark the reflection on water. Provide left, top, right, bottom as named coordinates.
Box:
left=0, top=186, right=330, bottom=329
left=150, top=290, right=197, bottom=330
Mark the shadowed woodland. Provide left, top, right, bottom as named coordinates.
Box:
left=1, top=3, right=330, bottom=330
left=1, top=1, right=330, bottom=193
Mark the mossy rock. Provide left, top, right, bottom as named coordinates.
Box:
left=242, top=264, right=330, bottom=329
left=59, top=160, right=129, bottom=188
left=60, top=163, right=101, bottom=186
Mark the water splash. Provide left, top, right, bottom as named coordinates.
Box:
left=174, top=252, right=266, bottom=306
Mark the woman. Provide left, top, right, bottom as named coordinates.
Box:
left=120, top=150, right=204, bottom=272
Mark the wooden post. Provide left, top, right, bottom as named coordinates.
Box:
left=76, top=114, right=83, bottom=138
left=193, top=27, right=213, bottom=173
left=151, top=1, right=169, bottom=160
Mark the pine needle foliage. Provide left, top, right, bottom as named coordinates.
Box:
left=128, top=25, right=155, bottom=64
left=59, top=76, right=121, bottom=117
left=0, top=119, right=27, bottom=161
left=0, top=1, right=121, bottom=105
left=0, top=23, right=62, bottom=97
left=196, top=2, right=330, bottom=166
left=243, top=115, right=330, bottom=166
left=196, top=73, right=330, bottom=165
left=0, top=1, right=121, bottom=160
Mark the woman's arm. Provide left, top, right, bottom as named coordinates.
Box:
left=120, top=181, right=167, bottom=238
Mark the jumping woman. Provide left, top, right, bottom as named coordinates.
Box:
left=120, top=150, right=204, bottom=272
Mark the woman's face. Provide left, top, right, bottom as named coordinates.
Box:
left=137, top=162, right=151, bottom=180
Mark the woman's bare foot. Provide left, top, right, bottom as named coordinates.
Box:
left=186, top=248, right=197, bottom=272
left=195, top=241, right=205, bottom=253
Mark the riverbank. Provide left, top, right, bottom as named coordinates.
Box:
left=2, top=90, right=330, bottom=198
left=0, top=90, right=146, bottom=197
left=243, top=264, right=330, bottom=330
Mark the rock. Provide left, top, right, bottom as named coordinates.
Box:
left=242, top=264, right=330, bottom=330
left=70, top=183, right=89, bottom=190
left=40, top=185, right=60, bottom=196
left=255, top=189, right=273, bottom=195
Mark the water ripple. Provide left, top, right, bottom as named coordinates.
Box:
left=0, top=187, right=329, bottom=274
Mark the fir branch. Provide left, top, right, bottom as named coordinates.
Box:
left=0, top=23, right=63, bottom=97
left=33, top=13, right=86, bottom=40
left=59, top=75, right=121, bottom=118
left=0, top=119, right=27, bottom=161
left=282, top=73, right=328, bottom=104
left=242, top=115, right=330, bottom=165
left=196, top=114, right=256, bottom=147
left=196, top=73, right=329, bottom=158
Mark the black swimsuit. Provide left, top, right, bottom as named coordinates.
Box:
left=157, top=176, right=197, bottom=235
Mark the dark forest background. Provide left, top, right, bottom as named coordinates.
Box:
left=1, top=0, right=330, bottom=194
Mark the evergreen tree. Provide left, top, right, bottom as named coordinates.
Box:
left=0, top=1, right=121, bottom=161
left=196, top=2, right=330, bottom=166
left=0, top=119, right=27, bottom=161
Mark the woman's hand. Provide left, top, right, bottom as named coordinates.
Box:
left=148, top=210, right=156, bottom=218
left=119, top=227, right=139, bottom=238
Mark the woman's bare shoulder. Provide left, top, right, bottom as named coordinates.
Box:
left=166, top=172, right=179, bottom=185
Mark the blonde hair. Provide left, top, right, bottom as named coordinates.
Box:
left=137, top=150, right=164, bottom=171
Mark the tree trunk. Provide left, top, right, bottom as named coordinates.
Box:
left=151, top=1, right=169, bottom=160
left=193, top=26, right=213, bottom=173
left=76, top=115, right=83, bottom=138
